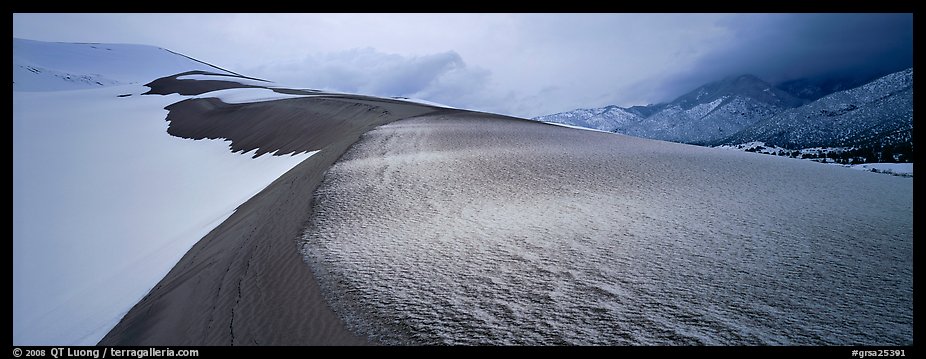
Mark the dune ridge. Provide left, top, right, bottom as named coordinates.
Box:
left=99, top=76, right=445, bottom=345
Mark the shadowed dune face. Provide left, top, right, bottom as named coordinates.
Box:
left=143, top=70, right=267, bottom=96
left=165, top=97, right=394, bottom=157
left=149, top=71, right=446, bottom=158
left=144, top=70, right=322, bottom=96
left=302, top=115, right=912, bottom=345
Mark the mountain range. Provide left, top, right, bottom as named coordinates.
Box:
left=534, top=68, right=913, bottom=160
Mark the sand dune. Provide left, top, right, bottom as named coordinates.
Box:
left=102, top=72, right=911, bottom=346
left=164, top=97, right=437, bottom=158
left=302, top=114, right=912, bottom=345
left=100, top=76, right=444, bottom=345
left=143, top=70, right=270, bottom=96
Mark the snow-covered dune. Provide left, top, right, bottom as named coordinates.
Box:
left=302, top=115, right=912, bottom=345
left=15, top=37, right=449, bottom=346
left=13, top=37, right=235, bottom=91
left=13, top=39, right=315, bottom=345
left=13, top=86, right=315, bottom=345
left=97, top=88, right=444, bottom=347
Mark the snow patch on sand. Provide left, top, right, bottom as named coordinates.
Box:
left=13, top=37, right=231, bottom=92
left=176, top=73, right=274, bottom=87
left=391, top=96, right=457, bottom=109
left=193, top=87, right=319, bottom=104
left=13, top=85, right=313, bottom=345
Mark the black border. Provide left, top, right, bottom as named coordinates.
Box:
left=11, top=7, right=919, bottom=356
left=7, top=345, right=918, bottom=357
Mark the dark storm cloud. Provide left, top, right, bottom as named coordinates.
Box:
left=653, top=13, right=913, bottom=104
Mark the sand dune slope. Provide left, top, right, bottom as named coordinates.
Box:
left=99, top=95, right=443, bottom=345
left=101, top=76, right=910, bottom=345
left=303, top=114, right=912, bottom=345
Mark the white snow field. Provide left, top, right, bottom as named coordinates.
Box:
left=12, top=37, right=234, bottom=91
left=716, top=142, right=914, bottom=177
left=175, top=72, right=271, bottom=85
left=192, top=87, right=320, bottom=104
left=13, top=39, right=314, bottom=345
left=849, top=163, right=913, bottom=177
left=391, top=96, right=458, bottom=109
left=302, top=116, right=912, bottom=345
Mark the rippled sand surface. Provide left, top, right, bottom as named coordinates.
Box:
left=303, top=114, right=912, bottom=345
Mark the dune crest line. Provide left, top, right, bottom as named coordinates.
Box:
left=99, top=74, right=444, bottom=345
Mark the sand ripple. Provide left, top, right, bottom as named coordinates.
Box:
left=303, top=115, right=912, bottom=345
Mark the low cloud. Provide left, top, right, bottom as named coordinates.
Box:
left=246, top=48, right=493, bottom=111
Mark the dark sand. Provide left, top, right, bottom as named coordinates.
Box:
left=99, top=75, right=445, bottom=345
left=164, top=96, right=451, bottom=158
left=143, top=70, right=268, bottom=96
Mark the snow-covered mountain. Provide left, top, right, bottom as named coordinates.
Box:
left=627, top=75, right=804, bottom=144
left=13, top=38, right=315, bottom=345
left=533, top=105, right=640, bottom=133
left=534, top=69, right=912, bottom=154
left=717, top=68, right=913, bottom=149
left=535, top=74, right=804, bottom=144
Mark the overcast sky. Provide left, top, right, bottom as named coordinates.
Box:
left=12, top=13, right=912, bottom=118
